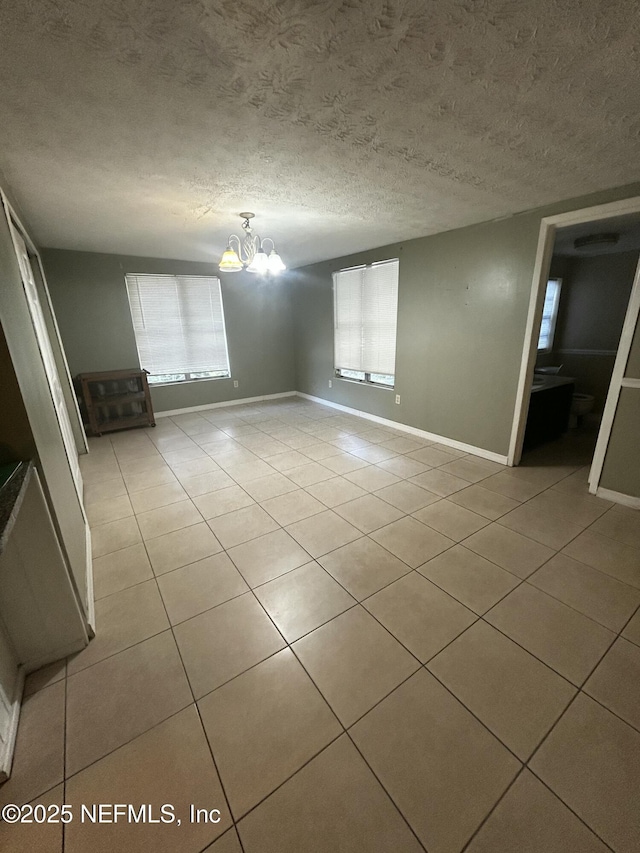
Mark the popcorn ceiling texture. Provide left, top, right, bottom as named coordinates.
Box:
left=0, top=0, right=639, bottom=266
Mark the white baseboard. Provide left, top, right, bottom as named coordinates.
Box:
left=296, top=392, right=509, bottom=465
left=155, top=391, right=297, bottom=418
left=85, top=528, right=96, bottom=639
left=595, top=487, right=640, bottom=509
left=153, top=388, right=508, bottom=465
left=24, top=637, right=88, bottom=674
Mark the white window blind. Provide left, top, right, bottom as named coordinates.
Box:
left=125, top=274, right=230, bottom=383
left=333, top=259, right=399, bottom=377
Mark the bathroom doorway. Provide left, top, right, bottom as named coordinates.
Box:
left=509, top=196, right=640, bottom=503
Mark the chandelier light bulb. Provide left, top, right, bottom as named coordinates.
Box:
left=246, top=247, right=269, bottom=274
left=218, top=213, right=285, bottom=275
left=267, top=250, right=286, bottom=274
left=218, top=246, right=243, bottom=272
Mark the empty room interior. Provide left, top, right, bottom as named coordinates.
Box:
left=2, top=2, right=640, bottom=852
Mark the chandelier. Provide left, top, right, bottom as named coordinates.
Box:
left=218, top=212, right=286, bottom=275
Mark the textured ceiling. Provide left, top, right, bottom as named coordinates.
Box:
left=1, top=0, right=639, bottom=268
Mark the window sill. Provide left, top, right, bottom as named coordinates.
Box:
left=148, top=375, right=231, bottom=388
left=335, top=376, right=395, bottom=391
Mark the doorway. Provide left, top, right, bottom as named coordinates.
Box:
left=1, top=191, right=93, bottom=620
left=9, top=224, right=84, bottom=493
left=509, top=197, right=640, bottom=503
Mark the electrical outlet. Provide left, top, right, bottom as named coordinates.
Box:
left=328, top=379, right=332, bottom=388
left=395, top=394, right=401, bottom=404
left=233, top=380, right=239, bottom=388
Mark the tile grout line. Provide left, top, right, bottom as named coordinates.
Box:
left=457, top=765, right=528, bottom=853
left=90, top=433, right=241, bottom=848
left=77, top=405, right=639, bottom=849
left=346, top=728, right=432, bottom=852
left=149, top=433, right=435, bottom=845
left=90, top=426, right=637, bottom=630
left=271, top=640, right=431, bottom=852
left=89, top=430, right=637, bottom=693
left=61, top=662, right=68, bottom=853
left=524, top=768, right=618, bottom=853
left=520, top=687, right=618, bottom=852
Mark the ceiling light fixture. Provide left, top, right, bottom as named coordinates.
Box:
left=218, top=212, right=286, bottom=275
left=573, top=233, right=619, bottom=251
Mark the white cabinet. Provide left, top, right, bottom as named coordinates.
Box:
left=0, top=619, right=19, bottom=783
left=0, top=463, right=88, bottom=778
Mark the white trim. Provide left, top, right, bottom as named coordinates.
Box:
left=85, top=528, right=96, bottom=637
left=509, top=194, right=640, bottom=468
left=151, top=389, right=508, bottom=463
left=0, top=191, right=88, bottom=455
left=542, top=196, right=640, bottom=227
left=508, top=220, right=557, bottom=465
left=590, top=253, right=640, bottom=493
left=0, top=665, right=25, bottom=782
left=595, top=487, right=640, bottom=510
left=335, top=374, right=395, bottom=391
left=154, top=391, right=297, bottom=418
left=557, top=348, right=617, bottom=357
left=3, top=199, right=85, bottom=498
left=621, top=378, right=640, bottom=389
left=22, top=638, right=88, bottom=674
left=33, top=251, right=88, bottom=454
left=296, top=392, right=509, bottom=465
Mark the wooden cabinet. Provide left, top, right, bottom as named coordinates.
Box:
left=76, top=369, right=155, bottom=436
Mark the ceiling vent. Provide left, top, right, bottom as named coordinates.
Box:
left=573, top=233, right=619, bottom=252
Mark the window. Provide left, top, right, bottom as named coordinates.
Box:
left=333, top=259, right=399, bottom=388
left=125, top=274, right=230, bottom=384
left=538, top=278, right=562, bottom=352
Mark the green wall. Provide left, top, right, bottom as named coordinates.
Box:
left=293, top=183, right=640, bottom=457
left=600, top=305, right=640, bottom=499
left=554, top=251, right=637, bottom=352
left=39, top=183, right=640, bottom=491
left=42, top=250, right=295, bottom=413
left=538, top=251, right=638, bottom=412
left=600, top=388, right=640, bottom=497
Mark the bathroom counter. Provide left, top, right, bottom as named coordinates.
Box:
left=525, top=378, right=575, bottom=449
left=0, top=460, right=32, bottom=556
left=531, top=375, right=576, bottom=393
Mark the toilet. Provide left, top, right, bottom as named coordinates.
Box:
left=569, top=393, right=595, bottom=428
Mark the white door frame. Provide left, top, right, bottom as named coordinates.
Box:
left=590, top=255, right=640, bottom=493
left=508, top=195, right=640, bottom=478
left=1, top=190, right=94, bottom=627
left=9, top=224, right=84, bottom=493
left=0, top=191, right=88, bottom=456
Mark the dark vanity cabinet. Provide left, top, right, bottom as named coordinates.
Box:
left=524, top=377, right=575, bottom=450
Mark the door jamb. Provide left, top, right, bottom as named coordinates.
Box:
left=589, top=255, right=640, bottom=492
left=508, top=196, right=640, bottom=473
left=0, top=190, right=88, bottom=455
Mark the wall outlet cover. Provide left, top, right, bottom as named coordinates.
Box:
left=328, top=379, right=332, bottom=388
left=233, top=380, right=239, bottom=388
left=395, top=394, right=401, bottom=404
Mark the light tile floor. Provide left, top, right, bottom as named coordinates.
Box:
left=2, top=399, right=640, bottom=852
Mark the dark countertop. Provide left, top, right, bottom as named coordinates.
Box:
left=530, top=375, right=576, bottom=394
left=0, top=460, right=33, bottom=555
